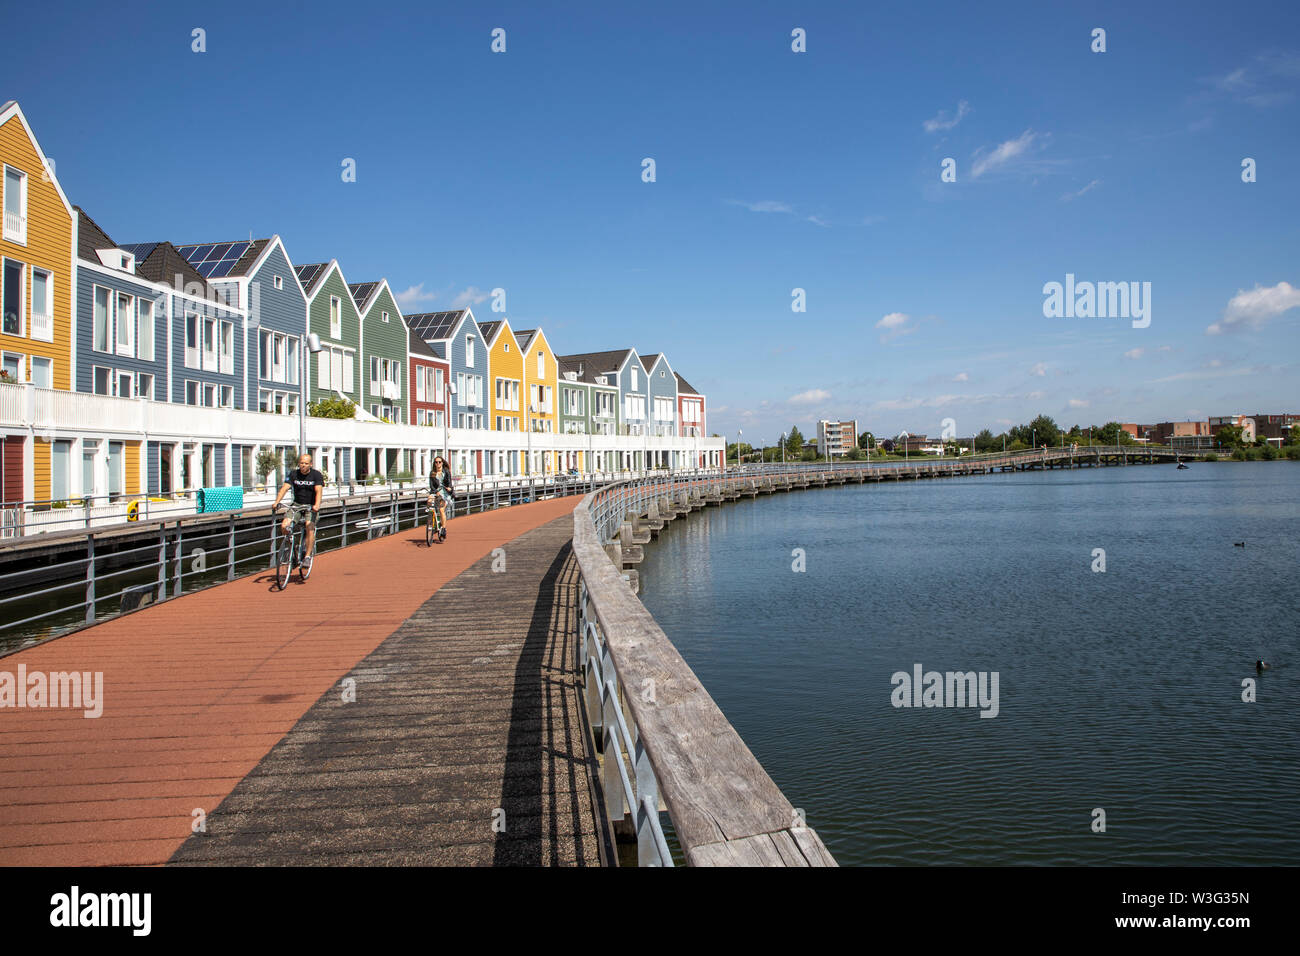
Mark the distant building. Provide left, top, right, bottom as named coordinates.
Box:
left=1120, top=423, right=1155, bottom=443
left=817, top=419, right=858, bottom=458
left=1248, top=413, right=1296, bottom=446
left=1208, top=415, right=1256, bottom=444
left=1154, top=421, right=1214, bottom=451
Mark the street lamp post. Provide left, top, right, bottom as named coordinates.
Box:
left=443, top=380, right=458, bottom=467
left=900, top=430, right=910, bottom=463
left=780, top=431, right=786, bottom=467
left=736, top=428, right=743, bottom=472
left=298, top=332, right=322, bottom=458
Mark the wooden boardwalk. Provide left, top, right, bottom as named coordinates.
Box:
left=0, top=496, right=608, bottom=866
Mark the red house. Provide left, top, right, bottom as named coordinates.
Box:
left=409, top=329, right=449, bottom=428
left=675, top=373, right=707, bottom=466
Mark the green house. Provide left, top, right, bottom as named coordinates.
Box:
left=295, top=260, right=361, bottom=410
left=350, top=279, right=407, bottom=423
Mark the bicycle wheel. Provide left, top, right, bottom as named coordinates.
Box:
left=299, top=537, right=314, bottom=582
left=275, top=529, right=292, bottom=590
left=426, top=514, right=434, bottom=547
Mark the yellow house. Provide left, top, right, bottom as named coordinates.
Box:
left=1, top=101, right=73, bottom=390
left=479, top=319, right=523, bottom=475
left=2, top=101, right=76, bottom=505
left=518, top=328, right=558, bottom=473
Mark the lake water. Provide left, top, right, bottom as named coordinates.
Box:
left=637, top=463, right=1300, bottom=866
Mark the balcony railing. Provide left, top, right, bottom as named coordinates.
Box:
left=29, top=311, right=52, bottom=342
left=3, top=210, right=25, bottom=243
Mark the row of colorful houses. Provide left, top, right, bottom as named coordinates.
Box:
left=0, top=101, right=720, bottom=508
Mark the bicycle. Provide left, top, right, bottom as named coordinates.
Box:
left=426, top=493, right=449, bottom=545
left=274, top=503, right=316, bottom=589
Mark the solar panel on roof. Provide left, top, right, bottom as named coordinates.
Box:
left=178, top=240, right=252, bottom=278
left=119, top=242, right=158, bottom=260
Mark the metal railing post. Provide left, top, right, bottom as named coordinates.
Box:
left=227, top=514, right=236, bottom=582
left=84, top=533, right=96, bottom=624
left=158, top=522, right=168, bottom=602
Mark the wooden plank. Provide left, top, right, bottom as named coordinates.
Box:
left=574, top=494, right=835, bottom=864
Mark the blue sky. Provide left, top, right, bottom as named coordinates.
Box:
left=6, top=0, right=1297, bottom=442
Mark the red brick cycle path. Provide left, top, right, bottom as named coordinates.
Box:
left=0, top=496, right=578, bottom=866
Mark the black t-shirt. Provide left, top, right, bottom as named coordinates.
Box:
left=287, top=468, right=324, bottom=506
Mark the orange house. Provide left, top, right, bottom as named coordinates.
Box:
left=479, top=318, right=524, bottom=475
left=517, top=327, right=558, bottom=473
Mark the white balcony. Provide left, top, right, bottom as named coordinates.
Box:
left=380, top=380, right=400, bottom=400
left=30, top=311, right=52, bottom=342
left=3, top=210, right=25, bottom=244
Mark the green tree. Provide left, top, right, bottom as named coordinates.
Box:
left=846, top=446, right=863, bottom=460
left=255, top=449, right=281, bottom=485
left=785, top=426, right=804, bottom=456
left=973, top=428, right=996, bottom=452
left=1215, top=424, right=1243, bottom=449
left=858, top=430, right=874, bottom=450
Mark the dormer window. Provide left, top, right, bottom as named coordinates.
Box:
left=382, top=311, right=389, bottom=323
left=274, top=275, right=283, bottom=290
left=96, top=248, right=135, bottom=273
left=596, top=375, right=607, bottom=385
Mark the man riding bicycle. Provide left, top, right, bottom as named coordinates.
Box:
left=272, top=453, right=324, bottom=557
left=426, top=455, right=454, bottom=535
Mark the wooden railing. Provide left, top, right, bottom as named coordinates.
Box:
left=572, top=476, right=838, bottom=866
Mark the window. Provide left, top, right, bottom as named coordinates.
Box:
left=1, top=351, right=22, bottom=383
left=51, top=440, right=70, bottom=501
left=536, top=351, right=544, bottom=378
left=259, top=329, right=271, bottom=378
left=273, top=275, right=283, bottom=290
left=2, top=258, right=24, bottom=336
left=137, top=298, right=154, bottom=362
left=286, top=337, right=298, bottom=385
left=93, top=366, right=111, bottom=395
left=115, top=292, right=134, bottom=355
left=186, top=381, right=200, bottom=405
left=3, top=166, right=26, bottom=244
left=465, top=334, right=475, bottom=367
left=219, top=321, right=234, bottom=374
left=137, top=372, right=154, bottom=399
left=625, top=394, right=646, bottom=420
left=117, top=371, right=134, bottom=398
left=329, top=296, right=341, bottom=338
left=495, top=377, right=519, bottom=411
left=30, top=356, right=51, bottom=389
left=660, top=369, right=666, bottom=377
left=259, top=330, right=299, bottom=384
left=202, top=317, right=217, bottom=371
left=30, top=268, right=52, bottom=342
left=220, top=385, right=233, bottom=408
left=630, top=367, right=638, bottom=391
left=504, top=343, right=510, bottom=353
left=381, top=311, right=389, bottom=323
left=92, top=287, right=111, bottom=353
left=435, top=368, right=444, bottom=396
left=203, top=383, right=216, bottom=407
left=186, top=312, right=200, bottom=368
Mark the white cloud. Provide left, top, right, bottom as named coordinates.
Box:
left=875, top=312, right=918, bottom=344
left=728, top=199, right=794, bottom=214
left=451, top=286, right=490, bottom=308
left=1206, top=280, right=1300, bottom=334
left=1150, top=366, right=1254, bottom=384
left=971, top=130, right=1037, bottom=179
left=923, top=100, right=970, bottom=133
left=394, top=283, right=437, bottom=309
left=1025, top=390, right=1045, bottom=401
left=1061, top=179, right=1101, bottom=202
left=952, top=372, right=969, bottom=382
left=1124, top=348, right=1145, bottom=359
left=805, top=215, right=829, bottom=227
left=789, top=389, right=831, bottom=405
left=1068, top=398, right=1089, bottom=409
left=1029, top=362, right=1047, bottom=377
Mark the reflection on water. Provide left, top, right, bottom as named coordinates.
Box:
left=638, top=464, right=1300, bottom=865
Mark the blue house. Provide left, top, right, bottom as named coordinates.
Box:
left=404, top=309, right=487, bottom=476
left=74, top=209, right=168, bottom=403
left=640, top=352, right=679, bottom=439
left=173, top=236, right=307, bottom=416
left=557, top=348, right=651, bottom=471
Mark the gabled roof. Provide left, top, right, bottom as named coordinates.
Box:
left=348, top=281, right=382, bottom=313
left=640, top=353, right=660, bottom=371
left=557, top=349, right=637, bottom=382
left=175, top=238, right=270, bottom=279
left=408, top=328, right=443, bottom=360
left=75, top=207, right=120, bottom=263
left=0, top=101, right=74, bottom=220
left=115, top=232, right=220, bottom=297
left=477, top=319, right=504, bottom=345
left=405, top=309, right=472, bottom=342
left=674, top=372, right=701, bottom=396
left=294, top=262, right=333, bottom=298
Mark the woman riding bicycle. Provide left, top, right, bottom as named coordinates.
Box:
left=426, top=456, right=454, bottom=535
